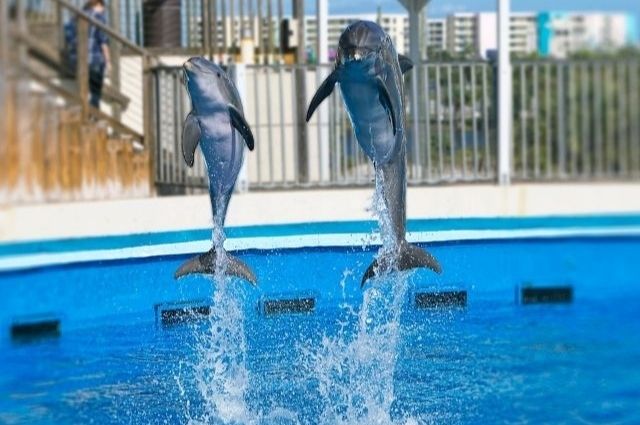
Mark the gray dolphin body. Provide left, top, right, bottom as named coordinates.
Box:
left=175, top=56, right=257, bottom=285
left=306, top=21, right=441, bottom=285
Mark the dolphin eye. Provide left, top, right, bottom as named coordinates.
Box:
left=217, top=72, right=221, bottom=78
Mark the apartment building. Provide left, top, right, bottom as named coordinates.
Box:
left=446, top=13, right=476, bottom=56
left=427, top=18, right=447, bottom=53
left=539, top=12, right=638, bottom=58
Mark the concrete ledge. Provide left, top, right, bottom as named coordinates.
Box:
left=2, top=183, right=640, bottom=242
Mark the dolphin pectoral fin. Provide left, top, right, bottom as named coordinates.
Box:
left=375, top=77, right=397, bottom=135
left=360, top=243, right=441, bottom=287
left=398, top=54, right=414, bottom=74
left=306, top=70, right=339, bottom=122
left=182, top=112, right=201, bottom=167
left=174, top=248, right=257, bottom=285
left=228, top=105, right=255, bottom=151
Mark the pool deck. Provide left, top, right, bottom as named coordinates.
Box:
left=2, top=182, right=640, bottom=243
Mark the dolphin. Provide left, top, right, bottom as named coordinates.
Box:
left=306, top=21, right=441, bottom=286
left=174, top=56, right=257, bottom=285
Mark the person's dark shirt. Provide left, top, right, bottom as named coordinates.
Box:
left=87, top=10, right=108, bottom=67
left=64, top=10, right=108, bottom=68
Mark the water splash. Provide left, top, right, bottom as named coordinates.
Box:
left=304, top=276, right=411, bottom=425
left=188, top=276, right=251, bottom=424
left=300, top=167, right=414, bottom=425
left=177, top=204, right=253, bottom=424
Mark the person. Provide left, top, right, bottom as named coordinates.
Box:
left=63, top=0, right=111, bottom=108
left=84, top=0, right=111, bottom=108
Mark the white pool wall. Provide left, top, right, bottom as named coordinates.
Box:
left=2, top=182, right=640, bottom=242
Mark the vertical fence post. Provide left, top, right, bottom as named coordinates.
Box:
left=497, top=0, right=512, bottom=185
left=77, top=18, right=90, bottom=121
left=143, top=54, right=156, bottom=195
left=15, top=0, right=27, bottom=67
left=0, top=0, right=7, bottom=174
left=231, top=63, right=249, bottom=192
left=109, top=0, right=122, bottom=122
left=55, top=1, right=64, bottom=54
left=0, top=0, right=8, bottom=71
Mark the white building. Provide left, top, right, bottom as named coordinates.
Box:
left=447, top=12, right=538, bottom=59
left=427, top=18, right=447, bottom=53
left=510, top=13, right=538, bottom=56
left=446, top=13, right=476, bottom=56
left=538, top=12, right=637, bottom=58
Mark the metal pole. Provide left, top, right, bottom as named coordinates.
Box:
left=497, top=0, right=512, bottom=185
left=229, top=0, right=235, bottom=55
left=208, top=0, right=220, bottom=62
left=266, top=0, right=273, bottom=63
left=399, top=1, right=429, bottom=181
left=316, top=0, right=327, bottom=64
left=202, top=0, right=211, bottom=57
left=221, top=0, right=229, bottom=63
left=293, top=0, right=308, bottom=182
left=257, top=0, right=264, bottom=63
left=316, top=0, right=329, bottom=182
left=277, top=0, right=283, bottom=60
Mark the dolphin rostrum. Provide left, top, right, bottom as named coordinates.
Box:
left=174, top=56, right=257, bottom=285
left=306, top=21, right=441, bottom=286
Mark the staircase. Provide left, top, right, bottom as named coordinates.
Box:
left=0, top=0, right=157, bottom=205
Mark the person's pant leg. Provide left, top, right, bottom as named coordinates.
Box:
left=89, top=64, right=105, bottom=108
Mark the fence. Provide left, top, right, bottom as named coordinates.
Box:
left=512, top=60, right=640, bottom=180
left=154, top=57, right=640, bottom=191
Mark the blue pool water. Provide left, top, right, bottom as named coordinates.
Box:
left=1, top=216, right=640, bottom=424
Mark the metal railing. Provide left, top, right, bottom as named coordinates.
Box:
left=512, top=59, right=640, bottom=180
left=405, top=62, right=496, bottom=183
left=152, top=58, right=640, bottom=192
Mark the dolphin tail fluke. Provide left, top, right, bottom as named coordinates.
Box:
left=174, top=249, right=257, bottom=286
left=226, top=254, right=258, bottom=286
left=361, top=242, right=441, bottom=287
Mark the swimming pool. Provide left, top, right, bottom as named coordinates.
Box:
left=1, top=215, right=640, bottom=423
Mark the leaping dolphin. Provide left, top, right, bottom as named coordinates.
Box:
left=174, top=56, right=257, bottom=285
left=306, top=21, right=442, bottom=286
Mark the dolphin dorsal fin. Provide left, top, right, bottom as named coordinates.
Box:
left=375, top=77, right=397, bottom=135
left=182, top=111, right=201, bottom=167
left=306, top=69, right=339, bottom=122
left=228, top=105, right=255, bottom=151
left=398, top=54, right=414, bottom=74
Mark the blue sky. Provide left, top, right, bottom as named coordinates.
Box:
left=304, top=0, right=639, bottom=21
